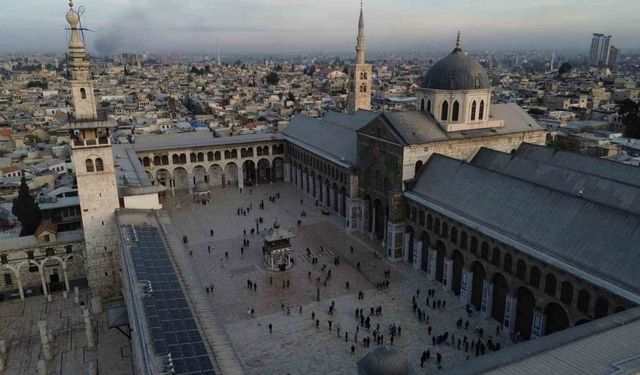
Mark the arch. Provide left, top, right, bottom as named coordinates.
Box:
left=172, top=154, right=180, bottom=164
left=272, top=157, right=284, bottom=181
left=257, top=158, right=271, bottom=184
left=85, top=159, right=94, bottom=173
left=197, top=152, right=205, bottom=162
left=450, top=227, right=458, bottom=244
left=224, top=162, right=238, bottom=186
left=426, top=99, right=431, bottom=113
left=441, top=222, right=449, bottom=239
left=242, top=160, right=257, bottom=185
left=153, top=156, right=161, bottom=166
left=427, top=214, right=433, bottom=230
left=80, top=88, right=86, bottom=99
left=491, top=247, right=501, bottom=266
left=405, top=226, right=415, bottom=265
left=515, top=286, right=536, bottom=340
left=208, top=164, right=223, bottom=186
left=503, top=253, right=513, bottom=273
left=516, top=259, right=526, bottom=280
left=179, top=154, right=187, bottom=164
left=410, top=207, right=417, bottom=222
left=492, top=273, right=509, bottom=323
left=480, top=241, right=489, bottom=260
left=560, top=281, right=573, bottom=305
left=577, top=290, right=591, bottom=314
left=173, top=167, right=189, bottom=190
left=545, top=303, right=570, bottom=335
left=545, top=273, right=557, bottom=297
left=441, top=100, right=449, bottom=121
left=190, top=153, right=197, bottom=163
left=231, top=149, right=238, bottom=159
left=161, top=155, right=169, bottom=165
left=434, top=218, right=441, bottom=235
left=192, top=165, right=207, bottom=184
left=460, top=231, right=468, bottom=249
left=435, top=241, right=446, bottom=283
left=207, top=151, right=214, bottom=162
left=452, top=100, right=460, bottom=121
left=471, top=100, right=477, bottom=121
left=95, top=158, right=104, bottom=172
left=595, top=297, right=609, bottom=318
left=420, top=99, right=425, bottom=111
left=470, top=261, right=485, bottom=311
left=529, top=266, right=541, bottom=289
left=155, top=168, right=171, bottom=187
left=224, top=150, right=231, bottom=159
left=421, top=231, right=430, bottom=272
left=414, top=160, right=423, bottom=176
left=451, top=250, right=464, bottom=295
left=142, top=157, right=151, bottom=167
left=214, top=151, right=222, bottom=161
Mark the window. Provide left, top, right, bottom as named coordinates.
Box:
left=360, top=83, right=367, bottom=93
left=441, top=101, right=449, bottom=121
left=190, top=153, right=197, bottom=163
left=3, top=273, right=11, bottom=286
left=503, top=253, right=512, bottom=273
left=85, top=159, right=94, bottom=172
left=470, top=237, right=478, bottom=254
left=43, top=234, right=50, bottom=242
left=65, top=245, right=73, bottom=254
left=481, top=242, right=489, bottom=260
left=420, top=99, right=425, bottom=111
left=595, top=297, right=609, bottom=318
left=207, top=152, right=214, bottom=161
left=172, top=154, right=180, bottom=164
left=479, top=100, right=485, bottom=120
left=419, top=211, right=425, bottom=226
left=80, top=88, right=86, bottom=99
left=529, top=267, right=541, bottom=288
left=560, top=282, right=573, bottom=305
left=0, top=254, right=7, bottom=264
left=450, top=227, right=458, bottom=244
left=471, top=101, right=477, bottom=121
left=95, top=158, right=104, bottom=172
left=460, top=232, right=467, bottom=249
left=179, top=154, right=187, bottom=164
left=153, top=156, right=161, bottom=166
left=452, top=101, right=460, bottom=121
left=162, top=155, right=169, bottom=165
left=45, top=247, right=54, bottom=256
left=492, top=247, right=500, bottom=266
left=410, top=207, right=417, bottom=222
left=27, top=251, right=34, bottom=260
left=577, top=290, right=590, bottom=314
left=434, top=218, right=441, bottom=235
left=426, top=100, right=431, bottom=113
left=441, top=222, right=448, bottom=238
left=545, top=273, right=557, bottom=296
left=516, top=259, right=526, bottom=280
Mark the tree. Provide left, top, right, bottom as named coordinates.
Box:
left=558, top=62, right=572, bottom=76
left=12, top=177, right=41, bottom=236
left=619, top=99, right=640, bottom=138
left=266, top=72, right=279, bottom=85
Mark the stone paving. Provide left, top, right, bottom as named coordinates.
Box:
left=0, top=289, right=132, bottom=375
left=166, top=183, right=514, bottom=374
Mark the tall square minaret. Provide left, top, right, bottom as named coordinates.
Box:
left=348, top=3, right=372, bottom=113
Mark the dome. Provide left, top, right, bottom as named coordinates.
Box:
left=422, top=33, right=490, bottom=91
left=357, top=346, right=415, bottom=375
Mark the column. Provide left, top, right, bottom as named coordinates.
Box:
left=504, top=293, right=518, bottom=334
left=298, top=168, right=303, bottom=190
left=187, top=172, right=194, bottom=193
left=413, top=240, right=422, bottom=270
left=63, top=265, right=70, bottom=292
left=39, top=267, right=48, bottom=297
left=238, top=166, right=244, bottom=189
left=481, top=280, right=494, bottom=318
left=459, top=267, right=472, bottom=305
left=170, top=178, right=175, bottom=196
left=370, top=205, right=376, bottom=239
left=284, top=162, right=291, bottom=182
left=16, top=274, right=25, bottom=300
left=382, top=215, right=387, bottom=247
left=83, top=307, right=95, bottom=349
left=38, top=320, right=53, bottom=360
left=338, top=192, right=343, bottom=215
left=315, top=180, right=320, bottom=200
left=443, top=258, right=453, bottom=290
left=301, top=172, right=306, bottom=192
left=427, top=248, right=437, bottom=281
left=531, top=308, right=547, bottom=338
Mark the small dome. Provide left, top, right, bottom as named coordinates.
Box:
left=357, top=346, right=415, bottom=375
left=422, top=33, right=490, bottom=91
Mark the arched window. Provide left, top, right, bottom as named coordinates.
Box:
left=481, top=242, right=489, bottom=260
left=85, top=159, right=94, bottom=172
left=207, top=152, right=214, bottom=161
left=452, top=100, right=460, bottom=121
left=492, top=247, right=501, bottom=266
left=441, top=222, right=448, bottom=238
left=427, top=215, right=433, bottom=230
left=153, top=156, right=161, bottom=166
left=411, top=207, right=417, bottom=222
left=577, top=290, right=591, bottom=314
left=595, top=297, right=609, bottom=318
left=545, top=273, right=557, bottom=296
left=360, top=83, right=367, bottom=93
left=190, top=153, right=197, bottom=163
left=172, top=154, right=179, bottom=164
left=471, top=100, right=477, bottom=121
left=470, top=237, right=478, bottom=254
left=560, top=282, right=573, bottom=305
left=142, top=157, right=150, bottom=167
left=215, top=151, right=221, bottom=161
left=479, top=100, right=485, bottom=120
left=441, top=101, right=449, bottom=121
left=434, top=218, right=441, bottom=235
left=197, top=153, right=204, bottom=162
left=460, top=232, right=467, bottom=249
left=426, top=99, right=431, bottom=113
left=161, top=155, right=169, bottom=165
left=516, top=259, right=526, bottom=280
left=529, top=267, right=541, bottom=288
left=503, top=253, right=512, bottom=273
left=420, top=99, right=425, bottom=111
left=179, top=154, right=187, bottom=164
left=80, top=88, right=86, bottom=99
left=414, top=160, right=423, bottom=175
left=450, top=227, right=458, bottom=244
left=95, top=158, right=104, bottom=172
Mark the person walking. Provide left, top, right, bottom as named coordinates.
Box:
left=268, top=323, right=272, bottom=334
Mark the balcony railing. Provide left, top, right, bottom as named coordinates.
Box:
left=72, top=137, right=111, bottom=148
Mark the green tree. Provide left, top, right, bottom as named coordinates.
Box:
left=266, top=72, right=279, bottom=85
left=619, top=99, right=640, bottom=138
left=12, top=177, right=42, bottom=236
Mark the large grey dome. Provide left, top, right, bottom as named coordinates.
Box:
left=422, top=46, right=490, bottom=91
left=357, top=346, right=415, bottom=375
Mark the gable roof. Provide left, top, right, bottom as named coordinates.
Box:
left=407, top=153, right=640, bottom=302
left=34, top=221, right=58, bottom=237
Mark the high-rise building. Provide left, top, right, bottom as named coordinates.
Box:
left=65, top=0, right=121, bottom=297
left=608, top=45, right=620, bottom=68
left=589, top=33, right=612, bottom=67
left=348, top=2, right=372, bottom=113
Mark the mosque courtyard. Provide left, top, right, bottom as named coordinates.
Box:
left=165, top=182, right=514, bottom=374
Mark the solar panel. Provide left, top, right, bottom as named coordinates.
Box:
left=129, top=226, right=215, bottom=374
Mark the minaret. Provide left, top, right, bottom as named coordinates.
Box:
left=217, top=39, right=222, bottom=66
left=65, top=0, right=121, bottom=298
left=348, top=1, right=372, bottom=113
left=550, top=51, right=555, bottom=72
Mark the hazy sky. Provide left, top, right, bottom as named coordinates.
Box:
left=1, top=0, right=638, bottom=55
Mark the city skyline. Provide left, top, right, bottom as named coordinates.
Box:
left=0, top=0, right=638, bottom=55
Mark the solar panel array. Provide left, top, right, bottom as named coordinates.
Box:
left=129, top=226, right=215, bottom=375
